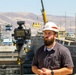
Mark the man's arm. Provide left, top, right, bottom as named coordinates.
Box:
left=53, top=67, right=73, bottom=75
left=41, top=67, right=73, bottom=75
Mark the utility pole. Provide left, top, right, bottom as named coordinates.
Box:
left=60, top=17, right=61, bottom=31
left=0, top=25, right=1, bottom=42
left=75, top=13, right=76, bottom=39
left=70, top=20, right=71, bottom=32
left=65, top=12, right=66, bottom=31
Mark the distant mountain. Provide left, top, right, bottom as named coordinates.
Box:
left=0, top=12, right=75, bottom=38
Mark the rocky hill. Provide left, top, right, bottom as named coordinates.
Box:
left=0, top=12, right=75, bottom=38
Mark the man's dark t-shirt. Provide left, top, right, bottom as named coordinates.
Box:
left=32, top=42, right=74, bottom=69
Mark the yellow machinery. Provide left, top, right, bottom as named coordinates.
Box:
left=41, top=0, right=48, bottom=24
left=57, top=31, right=66, bottom=40
left=32, top=0, right=48, bottom=28
left=32, top=22, right=41, bottom=28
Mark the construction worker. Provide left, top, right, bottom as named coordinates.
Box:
left=31, top=22, right=74, bottom=75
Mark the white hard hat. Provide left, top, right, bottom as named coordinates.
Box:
left=43, top=22, right=59, bottom=32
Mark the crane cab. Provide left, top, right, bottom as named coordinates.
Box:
left=32, top=22, right=41, bottom=28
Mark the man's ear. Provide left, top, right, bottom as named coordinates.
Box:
left=54, top=34, right=57, bottom=39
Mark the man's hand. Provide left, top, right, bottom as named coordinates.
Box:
left=41, top=68, right=51, bottom=75
left=39, top=69, right=46, bottom=75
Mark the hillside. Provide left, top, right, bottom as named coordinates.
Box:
left=0, top=12, right=75, bottom=38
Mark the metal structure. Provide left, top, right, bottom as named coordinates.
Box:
left=41, top=0, right=48, bottom=24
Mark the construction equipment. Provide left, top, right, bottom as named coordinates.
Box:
left=5, top=24, right=12, bottom=31
left=32, top=22, right=41, bottom=28
left=41, top=0, right=48, bottom=24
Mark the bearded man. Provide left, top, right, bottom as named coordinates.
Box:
left=31, top=22, right=74, bottom=75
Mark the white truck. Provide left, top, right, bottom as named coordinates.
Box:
left=2, top=38, right=12, bottom=46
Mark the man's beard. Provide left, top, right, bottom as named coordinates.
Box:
left=44, top=37, right=54, bottom=46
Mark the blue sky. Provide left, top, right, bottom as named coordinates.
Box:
left=0, top=0, right=76, bottom=17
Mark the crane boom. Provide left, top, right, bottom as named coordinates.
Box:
left=41, top=0, right=48, bottom=24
